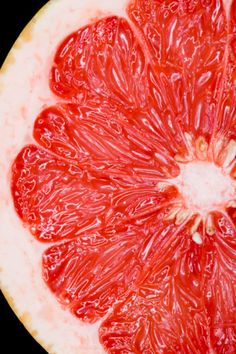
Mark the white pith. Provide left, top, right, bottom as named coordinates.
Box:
left=175, top=160, right=235, bottom=214
left=0, top=0, right=234, bottom=353
left=0, top=1, right=129, bottom=353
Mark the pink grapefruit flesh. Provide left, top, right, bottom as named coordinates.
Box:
left=1, top=0, right=236, bottom=353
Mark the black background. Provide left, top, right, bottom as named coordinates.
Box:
left=1, top=1, right=48, bottom=353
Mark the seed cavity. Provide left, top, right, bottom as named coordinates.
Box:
left=174, top=154, right=191, bottom=163
left=184, top=132, right=194, bottom=155
left=165, top=207, right=181, bottom=221
left=192, top=231, right=203, bottom=245
left=215, top=139, right=236, bottom=169
left=161, top=135, right=236, bottom=240
left=190, top=214, right=201, bottom=234
left=213, top=136, right=225, bottom=161
left=205, top=214, right=215, bottom=235
left=175, top=209, right=190, bottom=225
left=195, top=136, right=208, bottom=160
left=221, top=139, right=236, bottom=169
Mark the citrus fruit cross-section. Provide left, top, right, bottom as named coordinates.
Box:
left=0, top=0, right=236, bottom=353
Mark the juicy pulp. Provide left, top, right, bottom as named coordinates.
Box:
left=1, top=0, right=236, bottom=353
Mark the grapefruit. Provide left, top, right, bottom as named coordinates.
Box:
left=0, top=0, right=236, bottom=353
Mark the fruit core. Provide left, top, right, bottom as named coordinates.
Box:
left=175, top=161, right=234, bottom=214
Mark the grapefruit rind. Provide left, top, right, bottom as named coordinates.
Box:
left=1, top=0, right=236, bottom=353
left=0, top=0, right=129, bottom=353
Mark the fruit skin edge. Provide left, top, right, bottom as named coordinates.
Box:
left=1, top=0, right=235, bottom=353
left=1, top=2, right=49, bottom=74
left=0, top=4, right=50, bottom=353
left=0, top=2, right=51, bottom=353
left=0, top=1, right=106, bottom=353
left=0, top=0, right=131, bottom=353
left=0, top=286, right=48, bottom=353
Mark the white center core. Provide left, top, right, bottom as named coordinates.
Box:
left=175, top=161, right=234, bottom=213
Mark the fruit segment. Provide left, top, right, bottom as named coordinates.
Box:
left=203, top=212, right=236, bottom=351
left=10, top=0, right=236, bottom=353
left=34, top=102, right=180, bottom=179
left=213, top=0, right=236, bottom=154
left=100, top=212, right=236, bottom=353
left=100, top=225, right=210, bottom=353
left=43, top=223, right=143, bottom=323
left=50, top=17, right=151, bottom=109
left=43, top=213, right=181, bottom=323
left=101, top=293, right=209, bottom=354
left=12, top=145, right=179, bottom=242
left=50, top=15, right=190, bottom=158
left=232, top=0, right=236, bottom=26
left=128, top=0, right=228, bottom=147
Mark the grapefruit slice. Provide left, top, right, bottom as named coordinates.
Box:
left=1, top=0, right=236, bottom=353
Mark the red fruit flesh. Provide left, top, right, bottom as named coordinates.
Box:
left=11, top=1, right=236, bottom=353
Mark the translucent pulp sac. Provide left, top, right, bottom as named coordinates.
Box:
left=175, top=161, right=235, bottom=214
